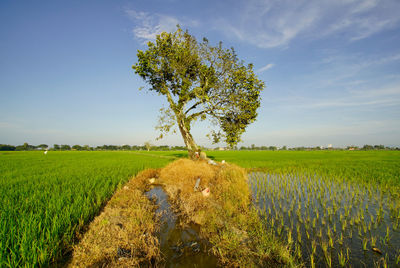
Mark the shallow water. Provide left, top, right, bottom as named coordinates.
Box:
left=249, top=172, right=400, bottom=267
left=145, top=186, right=218, bottom=267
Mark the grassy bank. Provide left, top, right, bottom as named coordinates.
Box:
left=0, top=151, right=172, bottom=267
left=158, top=159, right=296, bottom=267
left=69, top=169, right=161, bottom=267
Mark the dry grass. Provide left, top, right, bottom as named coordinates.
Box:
left=159, top=159, right=218, bottom=224
left=68, top=169, right=161, bottom=267
left=159, top=159, right=295, bottom=267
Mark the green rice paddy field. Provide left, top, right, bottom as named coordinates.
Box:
left=1, top=150, right=399, bottom=267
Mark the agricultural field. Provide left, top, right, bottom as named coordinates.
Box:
left=0, top=151, right=172, bottom=267
left=250, top=172, right=400, bottom=267
left=1, top=150, right=399, bottom=267
left=207, top=150, right=400, bottom=192
left=208, top=150, right=400, bottom=267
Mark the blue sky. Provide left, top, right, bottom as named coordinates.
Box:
left=1, top=0, right=399, bottom=148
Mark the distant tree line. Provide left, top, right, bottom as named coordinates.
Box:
left=238, top=144, right=399, bottom=151
left=0, top=143, right=398, bottom=151
left=0, top=143, right=187, bottom=151
left=238, top=145, right=285, bottom=151
left=0, top=143, right=49, bottom=151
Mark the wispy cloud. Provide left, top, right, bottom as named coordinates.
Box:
left=350, top=84, right=400, bottom=98
left=125, top=10, right=180, bottom=43
left=125, top=9, right=199, bottom=43
left=215, top=0, right=400, bottom=48
left=298, top=52, right=400, bottom=91
left=257, top=63, right=274, bottom=73
left=324, top=0, right=398, bottom=41
left=216, top=0, right=319, bottom=48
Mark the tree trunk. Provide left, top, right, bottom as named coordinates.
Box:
left=177, top=116, right=199, bottom=159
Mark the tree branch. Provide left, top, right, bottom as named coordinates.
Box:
left=187, top=110, right=207, bottom=122
left=184, top=100, right=203, bottom=115
left=164, top=86, right=178, bottom=113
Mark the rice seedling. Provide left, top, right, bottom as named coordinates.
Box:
left=328, top=235, right=334, bottom=248
left=338, top=249, right=348, bottom=267
left=322, top=242, right=332, bottom=268
left=383, top=254, right=389, bottom=268
left=287, top=229, right=293, bottom=246
left=369, top=236, right=377, bottom=248
left=384, top=226, right=390, bottom=244
left=295, top=244, right=302, bottom=260
left=310, top=253, right=315, bottom=268
left=363, top=237, right=368, bottom=251
left=342, top=219, right=347, bottom=231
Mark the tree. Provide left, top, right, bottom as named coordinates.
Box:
left=15, top=142, right=35, bottom=151
left=61, top=144, right=71, bottom=150
left=36, top=144, right=48, bottom=150
left=121, top=145, right=131, bottom=150
left=0, top=144, right=16, bottom=151
left=144, top=141, right=152, bottom=152
left=133, top=27, right=264, bottom=159
left=131, top=145, right=140, bottom=150
left=362, top=144, right=373, bottom=150
left=83, top=145, right=92, bottom=151
left=53, top=144, right=60, bottom=150
left=72, top=145, right=82, bottom=151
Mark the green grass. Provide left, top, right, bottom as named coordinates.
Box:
left=206, top=150, right=400, bottom=191
left=0, top=151, right=172, bottom=267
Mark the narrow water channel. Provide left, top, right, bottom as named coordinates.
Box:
left=146, top=186, right=218, bottom=267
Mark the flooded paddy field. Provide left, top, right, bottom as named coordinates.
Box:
left=249, top=172, right=400, bottom=267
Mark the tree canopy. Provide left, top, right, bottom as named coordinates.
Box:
left=133, top=27, right=265, bottom=158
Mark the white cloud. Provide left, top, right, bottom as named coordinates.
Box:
left=215, top=0, right=400, bottom=48
left=301, top=52, right=400, bottom=91
left=218, top=0, right=319, bottom=48
left=257, top=63, right=274, bottom=73
left=125, top=10, right=180, bottom=43
left=125, top=9, right=200, bottom=43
